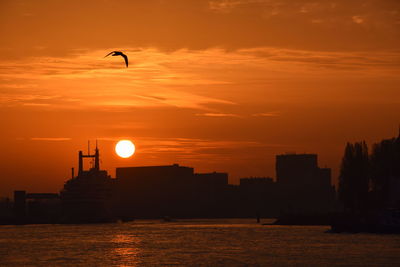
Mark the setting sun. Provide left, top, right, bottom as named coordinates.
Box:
left=115, top=140, right=135, bottom=158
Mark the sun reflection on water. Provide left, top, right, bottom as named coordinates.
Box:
left=112, top=234, right=141, bottom=267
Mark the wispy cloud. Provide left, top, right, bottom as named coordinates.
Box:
left=195, top=111, right=281, bottom=118
left=30, top=137, right=71, bottom=141
left=352, top=15, right=365, bottom=24
left=0, top=48, right=238, bottom=111
left=135, top=136, right=285, bottom=156
left=195, top=113, right=241, bottom=117
left=252, top=112, right=280, bottom=117
left=238, top=47, right=400, bottom=71
left=209, top=0, right=276, bottom=13
left=0, top=47, right=399, bottom=115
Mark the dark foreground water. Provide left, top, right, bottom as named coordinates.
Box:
left=1, top=219, right=400, bottom=266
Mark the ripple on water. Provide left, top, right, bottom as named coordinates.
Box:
left=0, top=219, right=400, bottom=266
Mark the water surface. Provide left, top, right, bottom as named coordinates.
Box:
left=1, top=219, right=399, bottom=266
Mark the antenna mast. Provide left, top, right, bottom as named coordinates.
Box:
left=95, top=140, right=100, bottom=171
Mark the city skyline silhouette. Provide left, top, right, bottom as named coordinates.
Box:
left=7, top=143, right=336, bottom=224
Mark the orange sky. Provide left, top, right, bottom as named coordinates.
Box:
left=0, top=0, right=399, bottom=196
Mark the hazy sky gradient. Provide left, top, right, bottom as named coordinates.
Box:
left=0, top=0, right=399, bottom=196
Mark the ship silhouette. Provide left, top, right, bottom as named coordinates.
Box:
left=60, top=143, right=116, bottom=223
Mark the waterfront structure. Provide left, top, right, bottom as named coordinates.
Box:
left=11, top=191, right=59, bottom=224
left=194, top=172, right=228, bottom=190
left=116, top=164, right=195, bottom=218
left=277, top=154, right=320, bottom=186
left=240, top=177, right=274, bottom=187
left=3, top=149, right=336, bottom=224
left=60, top=145, right=115, bottom=223
left=237, top=154, right=336, bottom=217
left=238, top=177, right=279, bottom=217
left=276, top=153, right=336, bottom=213
left=115, top=164, right=230, bottom=218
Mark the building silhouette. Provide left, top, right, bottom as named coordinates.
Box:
left=236, top=154, right=336, bottom=218
left=275, top=153, right=336, bottom=213
left=238, top=177, right=279, bottom=217
left=276, top=154, right=331, bottom=187
left=115, top=165, right=229, bottom=218
left=3, top=148, right=337, bottom=224
left=116, top=164, right=195, bottom=218
left=12, top=191, right=59, bottom=224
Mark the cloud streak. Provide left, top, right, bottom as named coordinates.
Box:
left=135, top=136, right=285, bottom=155
left=30, top=137, right=71, bottom=141
left=196, top=113, right=241, bottom=117
left=252, top=112, right=280, bottom=117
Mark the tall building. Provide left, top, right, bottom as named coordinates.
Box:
left=276, top=154, right=319, bottom=186
left=275, top=153, right=335, bottom=213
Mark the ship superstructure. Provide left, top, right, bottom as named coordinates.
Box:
left=60, top=143, right=115, bottom=223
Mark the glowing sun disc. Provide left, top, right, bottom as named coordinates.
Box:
left=115, top=140, right=135, bottom=158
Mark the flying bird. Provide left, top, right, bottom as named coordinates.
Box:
left=104, top=51, right=128, bottom=67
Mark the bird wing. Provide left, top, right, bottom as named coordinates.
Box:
left=104, top=51, right=116, bottom=58
left=121, top=54, right=128, bottom=67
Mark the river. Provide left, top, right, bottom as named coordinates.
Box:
left=1, top=219, right=399, bottom=266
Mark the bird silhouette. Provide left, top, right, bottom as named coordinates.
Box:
left=104, top=51, right=128, bottom=67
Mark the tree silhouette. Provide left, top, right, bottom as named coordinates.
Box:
left=370, top=133, right=400, bottom=209
left=338, top=141, right=369, bottom=213
left=338, top=130, right=400, bottom=214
